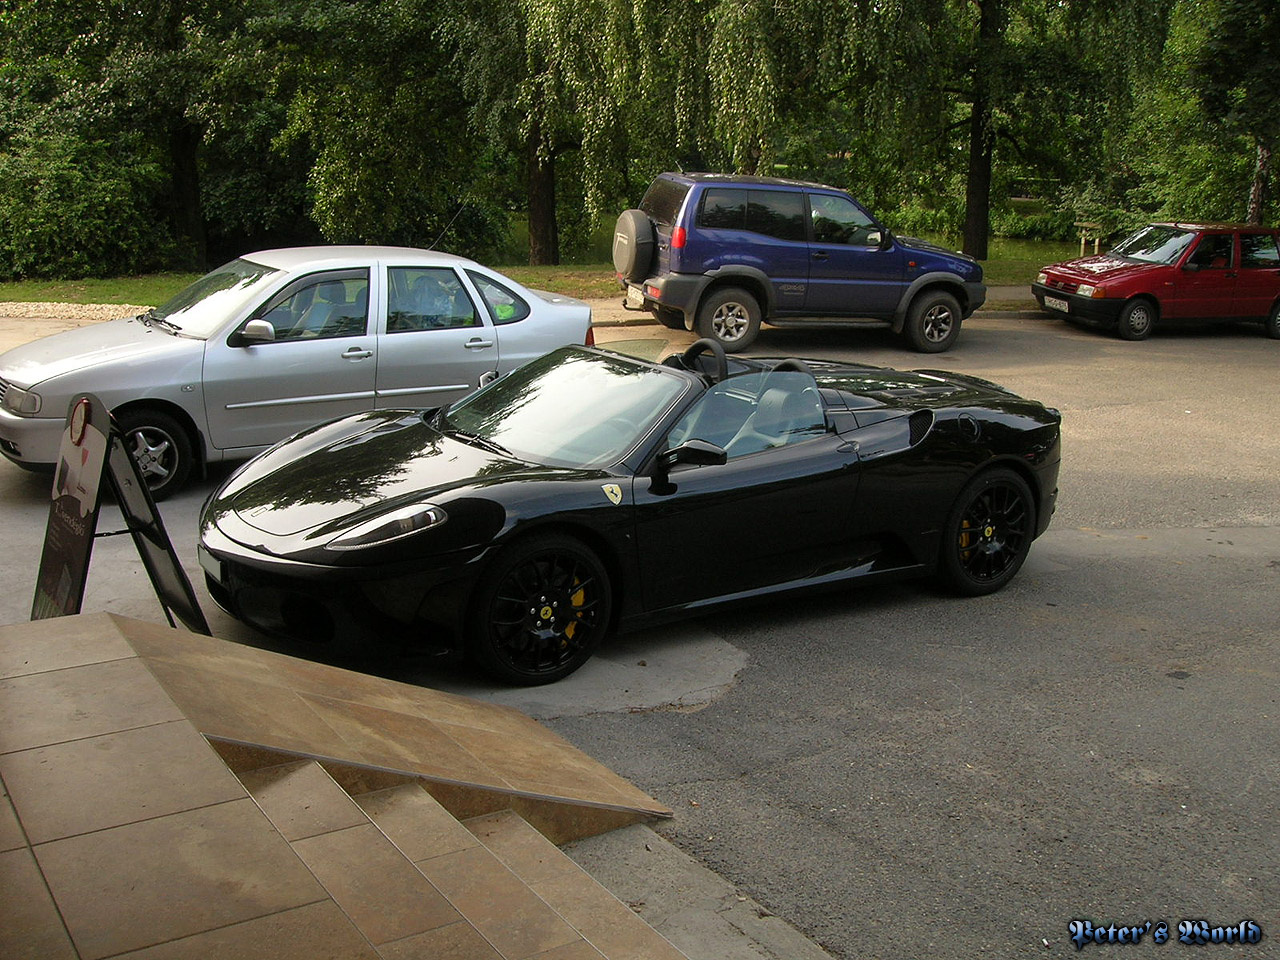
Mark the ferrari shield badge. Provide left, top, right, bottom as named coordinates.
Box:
left=602, top=483, right=623, bottom=506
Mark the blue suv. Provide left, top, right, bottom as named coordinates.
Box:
left=613, top=173, right=985, bottom=352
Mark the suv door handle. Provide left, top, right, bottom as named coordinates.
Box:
left=341, top=346, right=373, bottom=360
left=464, top=338, right=495, bottom=350
left=812, top=251, right=830, bottom=261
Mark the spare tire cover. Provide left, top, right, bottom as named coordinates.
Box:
left=612, top=209, right=656, bottom=282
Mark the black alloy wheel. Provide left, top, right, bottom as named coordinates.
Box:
left=471, top=534, right=612, bottom=684
left=939, top=468, right=1035, bottom=596
left=116, top=408, right=193, bottom=501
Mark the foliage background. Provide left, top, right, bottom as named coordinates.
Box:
left=0, top=0, right=1274, bottom=279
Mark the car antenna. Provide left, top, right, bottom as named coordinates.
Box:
left=428, top=203, right=467, bottom=251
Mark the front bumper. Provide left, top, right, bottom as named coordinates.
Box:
left=0, top=407, right=65, bottom=469
left=1032, top=283, right=1126, bottom=326
left=199, top=519, right=488, bottom=650
left=963, top=281, right=987, bottom=316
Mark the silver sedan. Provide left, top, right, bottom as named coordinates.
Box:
left=0, top=246, right=593, bottom=497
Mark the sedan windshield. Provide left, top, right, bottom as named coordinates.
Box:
left=152, top=258, right=281, bottom=337
left=442, top=347, right=690, bottom=468
left=1111, top=225, right=1197, bottom=265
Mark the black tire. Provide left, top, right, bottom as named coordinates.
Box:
left=612, top=209, right=656, bottom=282
left=904, top=290, right=962, bottom=353
left=1265, top=302, right=1280, bottom=339
left=115, top=408, right=193, bottom=501
left=1116, top=298, right=1156, bottom=340
left=655, top=306, right=686, bottom=330
left=696, top=287, right=761, bottom=353
left=938, top=468, right=1035, bottom=596
left=469, top=534, right=612, bottom=685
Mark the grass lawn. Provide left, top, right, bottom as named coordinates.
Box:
left=0, top=240, right=1073, bottom=307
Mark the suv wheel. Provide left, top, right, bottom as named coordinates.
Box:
left=612, top=209, right=656, bottom=283
left=697, top=287, right=761, bottom=353
left=904, top=290, right=961, bottom=353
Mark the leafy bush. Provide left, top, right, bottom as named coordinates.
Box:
left=0, top=131, right=178, bottom=280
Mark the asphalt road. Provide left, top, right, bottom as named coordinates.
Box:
left=2, top=308, right=1277, bottom=958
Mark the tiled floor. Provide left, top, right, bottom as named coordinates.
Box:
left=0, top=613, right=683, bottom=960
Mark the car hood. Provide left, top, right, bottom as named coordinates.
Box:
left=215, top=410, right=588, bottom=539
left=896, top=235, right=977, bottom=263
left=0, top=316, right=199, bottom=388
left=1043, top=255, right=1163, bottom=282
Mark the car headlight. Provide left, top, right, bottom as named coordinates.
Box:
left=2, top=384, right=42, bottom=415
left=325, top=503, right=447, bottom=551
left=1036, top=271, right=1048, bottom=285
left=1076, top=283, right=1105, bottom=298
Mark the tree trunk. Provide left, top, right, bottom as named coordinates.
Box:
left=527, top=121, right=559, bottom=266
left=168, top=121, right=206, bottom=269
left=962, top=94, right=992, bottom=261
left=1247, top=140, right=1271, bottom=225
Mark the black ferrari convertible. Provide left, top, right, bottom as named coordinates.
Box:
left=199, top=340, right=1061, bottom=683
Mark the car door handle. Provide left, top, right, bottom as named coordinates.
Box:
left=464, top=338, right=495, bottom=350
left=812, top=251, right=830, bottom=261
left=341, top=346, right=373, bottom=360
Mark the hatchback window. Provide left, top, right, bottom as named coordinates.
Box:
left=640, top=178, right=691, bottom=227
left=1111, top=225, right=1197, bottom=265
left=1240, top=233, right=1280, bottom=268
left=387, top=267, right=479, bottom=332
left=1187, top=234, right=1233, bottom=269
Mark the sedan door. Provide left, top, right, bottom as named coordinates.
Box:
left=202, top=269, right=377, bottom=452
left=374, top=265, right=499, bottom=409
left=632, top=370, right=861, bottom=611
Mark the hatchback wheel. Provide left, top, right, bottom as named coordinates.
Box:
left=1116, top=298, right=1156, bottom=340
left=1265, top=302, right=1280, bottom=339
left=470, top=534, right=612, bottom=684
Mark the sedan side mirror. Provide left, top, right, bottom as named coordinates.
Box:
left=230, top=319, right=277, bottom=347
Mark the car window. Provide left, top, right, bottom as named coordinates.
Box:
left=1111, top=225, right=1197, bottom=265
left=387, top=267, right=480, bottom=333
left=667, top=371, right=827, bottom=460
left=640, top=177, right=691, bottom=227
left=467, top=269, right=531, bottom=325
left=154, top=258, right=281, bottom=337
left=810, top=194, right=878, bottom=246
left=746, top=191, right=807, bottom=242
left=257, top=272, right=369, bottom=342
left=698, top=188, right=747, bottom=229
left=1240, top=233, right=1280, bottom=269
left=1187, top=234, right=1234, bottom=269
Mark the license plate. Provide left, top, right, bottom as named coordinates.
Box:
left=197, top=545, right=224, bottom=584
left=1045, top=295, right=1069, bottom=313
left=625, top=284, right=645, bottom=308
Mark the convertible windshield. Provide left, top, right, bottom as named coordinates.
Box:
left=152, top=258, right=281, bottom=337
left=1111, top=225, right=1197, bottom=265
left=442, top=347, right=690, bottom=467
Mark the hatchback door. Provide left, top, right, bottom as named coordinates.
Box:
left=374, top=265, right=500, bottom=409
left=1165, top=232, right=1237, bottom=319
left=202, top=268, right=376, bottom=452
left=1235, top=232, right=1280, bottom=319
left=804, top=192, right=905, bottom=315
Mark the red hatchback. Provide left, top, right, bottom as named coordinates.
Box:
left=1032, top=223, right=1280, bottom=340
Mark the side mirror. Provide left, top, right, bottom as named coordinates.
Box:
left=230, top=319, right=276, bottom=347
left=865, top=230, right=883, bottom=248
left=658, top=438, right=727, bottom=473
left=1182, top=262, right=1201, bottom=272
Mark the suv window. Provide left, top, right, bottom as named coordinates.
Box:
left=1240, top=233, right=1280, bottom=268
left=810, top=194, right=878, bottom=246
left=697, top=188, right=806, bottom=242
left=640, top=178, right=691, bottom=227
